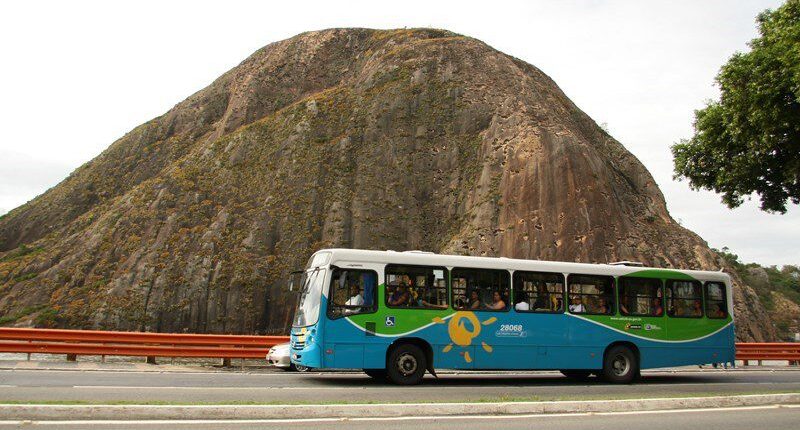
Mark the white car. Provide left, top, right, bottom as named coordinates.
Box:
left=266, top=342, right=309, bottom=371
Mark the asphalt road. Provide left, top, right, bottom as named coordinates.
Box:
left=0, top=405, right=798, bottom=429
left=1, top=367, right=800, bottom=404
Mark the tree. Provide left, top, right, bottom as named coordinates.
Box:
left=672, top=0, right=800, bottom=213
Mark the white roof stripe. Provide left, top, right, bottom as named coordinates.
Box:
left=317, top=249, right=731, bottom=284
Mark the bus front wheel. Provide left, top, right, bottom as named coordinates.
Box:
left=602, top=345, right=638, bottom=384
left=387, top=344, right=426, bottom=385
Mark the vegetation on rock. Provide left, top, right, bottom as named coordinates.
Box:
left=717, top=247, right=800, bottom=340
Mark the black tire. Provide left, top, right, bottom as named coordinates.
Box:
left=602, top=345, right=638, bottom=384
left=363, top=369, right=388, bottom=380
left=386, top=344, right=427, bottom=385
left=288, top=363, right=310, bottom=372
left=560, top=369, right=592, bottom=380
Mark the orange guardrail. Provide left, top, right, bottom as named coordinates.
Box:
left=736, top=342, right=800, bottom=364
left=0, top=327, right=289, bottom=360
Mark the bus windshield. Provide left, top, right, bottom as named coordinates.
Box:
left=293, top=268, right=326, bottom=327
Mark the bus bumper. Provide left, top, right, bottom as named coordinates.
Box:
left=290, top=342, right=321, bottom=368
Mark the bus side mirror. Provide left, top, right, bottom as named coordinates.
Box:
left=288, top=271, right=303, bottom=292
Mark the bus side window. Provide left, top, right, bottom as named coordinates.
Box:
left=567, top=274, right=614, bottom=315
left=451, top=268, right=510, bottom=311
left=619, top=277, right=663, bottom=317
left=512, top=271, right=564, bottom=313
left=666, top=280, right=703, bottom=318
left=385, top=265, right=448, bottom=309
left=705, top=282, right=728, bottom=319
left=327, top=269, right=378, bottom=319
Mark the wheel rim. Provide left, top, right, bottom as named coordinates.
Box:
left=295, top=365, right=308, bottom=372
left=611, top=353, right=630, bottom=376
left=396, top=352, right=418, bottom=376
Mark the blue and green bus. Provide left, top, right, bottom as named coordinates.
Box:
left=289, top=249, right=734, bottom=385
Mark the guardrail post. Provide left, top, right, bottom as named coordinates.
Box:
left=146, top=356, right=157, bottom=365
left=66, top=354, right=77, bottom=362
left=221, top=358, right=231, bottom=367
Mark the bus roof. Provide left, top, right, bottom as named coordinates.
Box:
left=313, top=248, right=731, bottom=283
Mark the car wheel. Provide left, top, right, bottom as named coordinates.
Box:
left=386, top=344, right=426, bottom=385
left=602, top=345, right=638, bottom=384
left=288, top=363, right=310, bottom=372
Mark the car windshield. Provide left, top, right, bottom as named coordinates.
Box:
left=293, top=268, right=326, bottom=327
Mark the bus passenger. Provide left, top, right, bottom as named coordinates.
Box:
left=597, top=297, right=610, bottom=314
left=346, top=286, right=364, bottom=307
left=468, top=290, right=482, bottom=309
left=569, top=296, right=585, bottom=313
left=532, top=285, right=548, bottom=309
left=712, top=304, right=726, bottom=318
left=388, top=283, right=410, bottom=306
left=619, top=296, right=631, bottom=315
left=692, top=300, right=703, bottom=317
left=486, top=291, right=506, bottom=310
left=651, top=298, right=663, bottom=316
left=420, top=288, right=447, bottom=309
left=515, top=291, right=530, bottom=311
left=344, top=285, right=365, bottom=315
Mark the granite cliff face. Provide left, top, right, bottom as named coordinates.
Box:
left=0, top=28, right=777, bottom=340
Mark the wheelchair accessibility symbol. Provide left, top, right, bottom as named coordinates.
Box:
left=385, top=316, right=395, bottom=327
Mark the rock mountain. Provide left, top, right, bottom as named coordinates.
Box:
left=0, top=28, right=776, bottom=340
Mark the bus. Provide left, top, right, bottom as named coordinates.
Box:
left=289, top=249, right=734, bottom=385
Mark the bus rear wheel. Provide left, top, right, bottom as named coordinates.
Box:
left=363, top=369, right=388, bottom=380
left=602, top=345, right=638, bottom=384
left=387, top=344, right=426, bottom=385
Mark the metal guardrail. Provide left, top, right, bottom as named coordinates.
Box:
left=736, top=342, right=800, bottom=365
left=0, top=328, right=797, bottom=365
left=0, top=327, right=289, bottom=361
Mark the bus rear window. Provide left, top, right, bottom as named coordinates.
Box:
left=705, top=282, right=728, bottom=319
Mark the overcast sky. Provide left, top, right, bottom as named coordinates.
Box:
left=0, top=0, right=796, bottom=266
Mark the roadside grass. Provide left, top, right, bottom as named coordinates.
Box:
left=1, top=390, right=798, bottom=406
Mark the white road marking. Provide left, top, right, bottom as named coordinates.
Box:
left=0, top=404, right=797, bottom=426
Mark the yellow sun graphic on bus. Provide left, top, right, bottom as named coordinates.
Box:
left=432, top=311, right=496, bottom=363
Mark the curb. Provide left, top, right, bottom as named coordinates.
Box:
left=1, top=393, right=799, bottom=420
